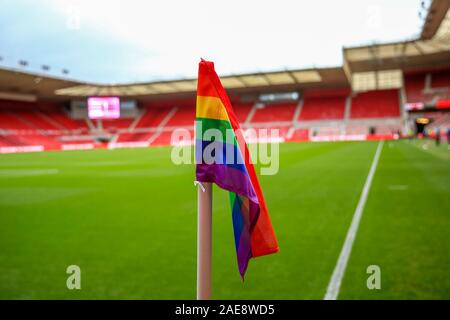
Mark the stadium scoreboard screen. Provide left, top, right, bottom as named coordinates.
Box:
left=87, top=97, right=120, bottom=119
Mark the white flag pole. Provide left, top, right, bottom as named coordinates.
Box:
left=195, top=181, right=212, bottom=300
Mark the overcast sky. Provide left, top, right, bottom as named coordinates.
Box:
left=0, top=0, right=425, bottom=84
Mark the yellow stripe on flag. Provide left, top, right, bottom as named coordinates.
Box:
left=196, top=96, right=229, bottom=121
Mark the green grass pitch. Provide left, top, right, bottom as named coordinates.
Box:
left=0, top=140, right=449, bottom=299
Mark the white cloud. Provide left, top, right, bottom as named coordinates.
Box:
left=2, top=0, right=424, bottom=82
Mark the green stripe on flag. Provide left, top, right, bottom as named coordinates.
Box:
left=195, top=117, right=237, bottom=145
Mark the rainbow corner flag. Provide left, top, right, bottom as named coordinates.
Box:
left=195, top=59, right=279, bottom=278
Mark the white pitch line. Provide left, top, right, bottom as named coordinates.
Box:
left=324, top=140, right=384, bottom=300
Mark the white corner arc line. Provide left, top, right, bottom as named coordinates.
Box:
left=324, top=140, right=384, bottom=300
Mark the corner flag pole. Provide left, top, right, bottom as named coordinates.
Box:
left=195, top=181, right=212, bottom=300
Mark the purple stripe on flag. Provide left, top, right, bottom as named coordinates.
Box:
left=233, top=194, right=261, bottom=278
left=196, top=163, right=258, bottom=203
left=236, top=221, right=252, bottom=277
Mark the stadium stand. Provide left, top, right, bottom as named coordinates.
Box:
left=0, top=88, right=407, bottom=150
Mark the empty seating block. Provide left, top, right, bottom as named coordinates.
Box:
left=251, top=103, right=297, bottom=122
left=136, top=108, right=173, bottom=128
left=232, top=103, right=254, bottom=123
left=165, top=107, right=196, bottom=127
left=350, top=90, right=400, bottom=119
left=404, top=74, right=426, bottom=103
left=431, top=71, right=450, bottom=88
left=102, top=119, right=133, bottom=130
left=46, top=112, right=87, bottom=130
left=15, top=111, right=60, bottom=130
left=299, top=97, right=346, bottom=120
left=0, top=112, right=33, bottom=130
